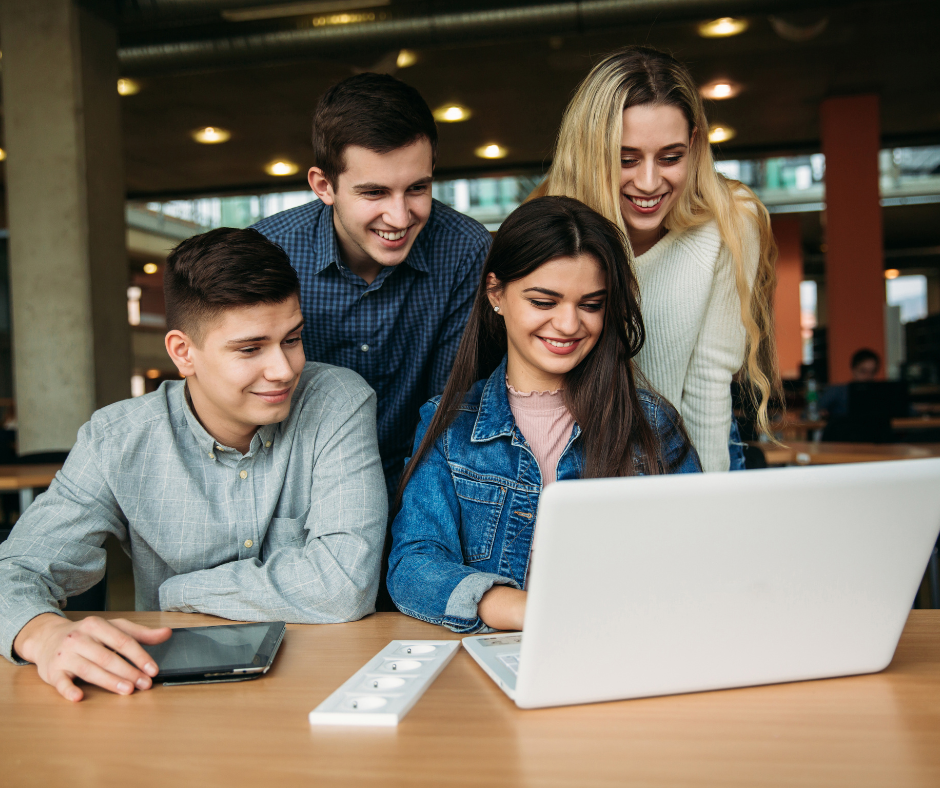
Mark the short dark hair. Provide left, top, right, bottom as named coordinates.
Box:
left=851, top=348, right=881, bottom=369
left=164, top=227, right=300, bottom=343
left=312, top=72, right=438, bottom=185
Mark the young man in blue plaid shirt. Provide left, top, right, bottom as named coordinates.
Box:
left=252, top=73, right=492, bottom=496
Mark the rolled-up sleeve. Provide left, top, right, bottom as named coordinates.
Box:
left=159, top=383, right=387, bottom=624
left=387, top=405, right=519, bottom=634
left=0, top=423, right=126, bottom=663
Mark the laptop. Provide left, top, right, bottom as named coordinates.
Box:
left=463, top=459, right=940, bottom=709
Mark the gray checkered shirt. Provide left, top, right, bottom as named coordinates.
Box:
left=0, top=362, right=387, bottom=663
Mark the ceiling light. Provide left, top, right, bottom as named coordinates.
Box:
left=708, top=124, right=736, bottom=144
left=0, top=149, right=5, bottom=162
left=770, top=15, right=828, bottom=42
left=885, top=269, right=900, bottom=280
left=434, top=105, right=471, bottom=123
left=143, top=263, right=159, bottom=274
left=117, top=78, right=141, bottom=96
left=697, top=17, right=749, bottom=38
left=396, top=49, right=417, bottom=68
left=146, top=369, right=161, bottom=379
left=266, top=160, right=300, bottom=176
left=312, top=11, right=376, bottom=26
left=475, top=144, right=507, bottom=160
left=223, top=0, right=390, bottom=23
left=193, top=126, right=231, bottom=144
left=699, top=80, right=742, bottom=100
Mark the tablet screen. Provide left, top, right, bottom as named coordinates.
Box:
left=143, top=623, right=282, bottom=675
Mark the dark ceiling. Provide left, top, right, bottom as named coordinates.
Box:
left=1, top=0, right=939, bottom=263
left=103, top=0, right=940, bottom=198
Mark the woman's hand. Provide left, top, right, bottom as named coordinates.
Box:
left=478, top=586, right=527, bottom=631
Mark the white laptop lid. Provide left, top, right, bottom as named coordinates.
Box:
left=515, top=459, right=940, bottom=709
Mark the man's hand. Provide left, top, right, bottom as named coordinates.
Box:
left=478, top=586, right=527, bottom=631
left=13, top=613, right=172, bottom=702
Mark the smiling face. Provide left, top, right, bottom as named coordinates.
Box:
left=172, top=296, right=306, bottom=452
left=489, top=255, right=607, bottom=392
left=619, top=103, right=693, bottom=256
left=309, top=138, right=433, bottom=283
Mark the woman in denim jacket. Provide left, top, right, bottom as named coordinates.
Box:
left=388, top=197, right=701, bottom=634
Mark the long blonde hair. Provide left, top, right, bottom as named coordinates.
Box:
left=532, top=46, right=780, bottom=438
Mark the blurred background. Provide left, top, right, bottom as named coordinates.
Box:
left=0, top=1, right=938, bottom=604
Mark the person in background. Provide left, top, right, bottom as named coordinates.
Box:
left=252, top=73, right=492, bottom=496
left=819, top=348, right=881, bottom=418
left=0, top=228, right=386, bottom=701
left=531, top=46, right=780, bottom=472
left=388, top=197, right=700, bottom=634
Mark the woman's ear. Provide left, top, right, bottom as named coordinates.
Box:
left=486, top=272, right=503, bottom=311
left=165, top=330, right=197, bottom=378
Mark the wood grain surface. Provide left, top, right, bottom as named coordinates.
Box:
left=1, top=611, right=939, bottom=788
left=757, top=441, right=940, bottom=466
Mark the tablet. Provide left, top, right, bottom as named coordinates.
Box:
left=142, top=621, right=287, bottom=685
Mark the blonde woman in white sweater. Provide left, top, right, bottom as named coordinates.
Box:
left=532, top=46, right=779, bottom=472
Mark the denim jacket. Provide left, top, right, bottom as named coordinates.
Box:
left=388, top=356, right=701, bottom=633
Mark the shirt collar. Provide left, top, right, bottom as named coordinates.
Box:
left=181, top=382, right=278, bottom=458
left=471, top=356, right=516, bottom=442
left=312, top=203, right=433, bottom=277
left=311, top=204, right=341, bottom=275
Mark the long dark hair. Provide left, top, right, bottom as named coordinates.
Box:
left=533, top=45, right=780, bottom=440
left=395, top=196, right=688, bottom=508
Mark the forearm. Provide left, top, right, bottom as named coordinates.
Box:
left=682, top=252, right=747, bottom=472
left=681, top=382, right=733, bottom=472
left=0, top=424, right=126, bottom=661
left=0, top=522, right=111, bottom=663
left=478, top=585, right=526, bottom=631
left=389, top=548, right=521, bottom=633
left=159, top=536, right=382, bottom=623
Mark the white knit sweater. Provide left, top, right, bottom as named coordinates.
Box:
left=632, top=215, right=759, bottom=472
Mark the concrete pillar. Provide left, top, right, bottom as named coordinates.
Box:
left=820, top=95, right=885, bottom=384
left=0, top=0, right=130, bottom=453
left=771, top=216, right=804, bottom=381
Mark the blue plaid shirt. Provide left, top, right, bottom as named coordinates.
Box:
left=253, top=199, right=491, bottom=491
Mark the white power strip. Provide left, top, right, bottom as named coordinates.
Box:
left=308, top=640, right=460, bottom=726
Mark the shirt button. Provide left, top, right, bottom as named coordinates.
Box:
left=239, top=470, right=248, bottom=479
left=265, top=441, right=272, bottom=448
left=208, top=452, right=215, bottom=460
left=244, top=539, right=253, bottom=549
left=360, top=344, right=369, bottom=352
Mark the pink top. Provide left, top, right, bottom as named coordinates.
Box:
left=507, top=383, right=576, bottom=486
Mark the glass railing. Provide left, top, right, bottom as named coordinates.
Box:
left=129, top=145, right=940, bottom=234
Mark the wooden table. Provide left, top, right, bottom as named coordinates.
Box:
left=893, top=416, right=940, bottom=430
left=2, top=611, right=939, bottom=787
left=0, top=463, right=62, bottom=513
left=773, top=415, right=940, bottom=442
left=758, top=440, right=940, bottom=466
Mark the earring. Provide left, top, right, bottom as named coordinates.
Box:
left=493, top=306, right=500, bottom=313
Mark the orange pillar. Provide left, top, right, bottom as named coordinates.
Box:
left=820, top=95, right=885, bottom=383
left=771, top=216, right=803, bottom=380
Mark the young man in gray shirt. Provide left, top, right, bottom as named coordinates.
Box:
left=0, top=227, right=387, bottom=701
